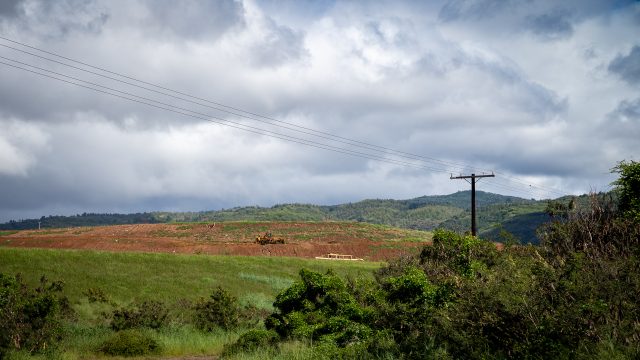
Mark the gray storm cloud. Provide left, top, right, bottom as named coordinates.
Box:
left=0, top=0, right=638, bottom=222
left=0, top=0, right=109, bottom=38
left=525, top=11, right=574, bottom=41
left=609, top=45, right=640, bottom=86
left=143, top=0, right=245, bottom=40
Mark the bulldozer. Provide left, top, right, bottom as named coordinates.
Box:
left=255, top=232, right=285, bottom=245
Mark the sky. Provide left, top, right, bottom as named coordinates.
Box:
left=0, top=0, right=639, bottom=222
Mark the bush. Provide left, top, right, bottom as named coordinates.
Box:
left=239, top=302, right=271, bottom=327
left=419, top=229, right=498, bottom=280
left=223, top=329, right=278, bottom=355
left=99, top=329, right=160, bottom=357
left=255, top=177, right=640, bottom=359
left=266, top=269, right=374, bottom=347
left=110, top=300, right=168, bottom=330
left=612, top=160, right=640, bottom=221
left=0, top=274, right=66, bottom=356
left=193, top=286, right=240, bottom=331
left=83, top=287, right=109, bottom=303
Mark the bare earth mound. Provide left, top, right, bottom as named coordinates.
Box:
left=0, top=222, right=431, bottom=261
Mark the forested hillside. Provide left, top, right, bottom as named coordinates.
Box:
left=1, top=191, right=560, bottom=243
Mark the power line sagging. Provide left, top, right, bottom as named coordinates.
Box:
left=0, top=35, right=568, bottom=200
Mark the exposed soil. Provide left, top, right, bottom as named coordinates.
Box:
left=0, top=222, right=430, bottom=261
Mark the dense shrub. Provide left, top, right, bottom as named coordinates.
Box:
left=418, top=200, right=639, bottom=359
left=419, top=228, right=499, bottom=280
left=540, top=194, right=640, bottom=262
left=537, top=194, right=640, bottom=357
left=99, top=329, right=160, bottom=357
left=612, top=160, right=640, bottom=221
left=83, top=287, right=109, bottom=303
left=265, top=200, right=639, bottom=359
left=110, top=300, right=168, bottom=330
left=223, top=329, right=278, bottom=355
left=266, top=269, right=374, bottom=346
left=0, top=274, right=66, bottom=357
left=238, top=302, right=271, bottom=328
left=193, top=286, right=240, bottom=331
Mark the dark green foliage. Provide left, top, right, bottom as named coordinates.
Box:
left=545, top=198, right=576, bottom=218
left=537, top=193, right=640, bottom=356
left=83, top=287, right=109, bottom=303
left=99, top=329, right=160, bottom=357
left=266, top=269, right=374, bottom=346
left=0, top=212, right=160, bottom=230
left=421, top=199, right=639, bottom=358
left=539, top=194, right=640, bottom=261
left=0, top=274, right=66, bottom=356
left=420, top=229, right=498, bottom=280
left=110, top=300, right=168, bottom=330
left=264, top=187, right=640, bottom=359
left=193, top=286, right=240, bottom=331
left=429, top=248, right=576, bottom=359
left=223, top=329, right=278, bottom=355
left=238, top=303, right=271, bottom=328
left=375, top=267, right=443, bottom=359
left=612, top=160, right=640, bottom=221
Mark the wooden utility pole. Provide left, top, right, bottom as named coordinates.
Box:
left=450, top=173, right=495, bottom=236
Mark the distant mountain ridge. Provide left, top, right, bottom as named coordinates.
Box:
left=1, top=191, right=565, bottom=244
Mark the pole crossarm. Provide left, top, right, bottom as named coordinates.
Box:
left=450, top=173, right=495, bottom=236
left=450, top=173, right=495, bottom=180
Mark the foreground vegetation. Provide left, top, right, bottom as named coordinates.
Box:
left=0, top=251, right=380, bottom=359
left=2, top=160, right=639, bottom=359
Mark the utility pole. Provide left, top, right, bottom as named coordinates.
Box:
left=450, top=173, right=495, bottom=236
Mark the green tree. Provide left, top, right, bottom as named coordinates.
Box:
left=265, top=269, right=373, bottom=346
left=0, top=274, right=66, bottom=356
left=612, top=160, right=640, bottom=221
left=193, top=286, right=240, bottom=331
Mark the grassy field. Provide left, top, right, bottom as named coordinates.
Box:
left=0, top=247, right=381, bottom=303
left=0, top=247, right=383, bottom=359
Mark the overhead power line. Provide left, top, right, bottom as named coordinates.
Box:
left=0, top=38, right=476, bottom=174
left=0, top=58, right=452, bottom=173
left=0, top=35, right=569, bottom=199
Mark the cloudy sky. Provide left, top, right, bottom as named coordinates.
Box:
left=0, top=0, right=639, bottom=222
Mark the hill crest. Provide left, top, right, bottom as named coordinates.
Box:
left=1, top=191, right=557, bottom=244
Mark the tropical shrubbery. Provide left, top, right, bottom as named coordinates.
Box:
left=246, top=189, right=640, bottom=359
left=0, top=274, right=67, bottom=357
left=193, top=286, right=241, bottom=331
left=110, top=300, right=169, bottom=330
left=99, top=329, right=161, bottom=357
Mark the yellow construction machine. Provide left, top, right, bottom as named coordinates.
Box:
left=255, top=232, right=285, bottom=245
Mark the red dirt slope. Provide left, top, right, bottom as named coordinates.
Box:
left=0, top=222, right=431, bottom=261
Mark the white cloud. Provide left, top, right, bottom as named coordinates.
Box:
left=0, top=119, right=48, bottom=176
left=0, top=0, right=639, bottom=221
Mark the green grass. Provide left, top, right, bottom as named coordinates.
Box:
left=0, top=230, right=19, bottom=236
left=0, top=248, right=382, bottom=358
left=0, top=248, right=381, bottom=304
left=156, top=325, right=243, bottom=356
left=238, top=272, right=295, bottom=292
